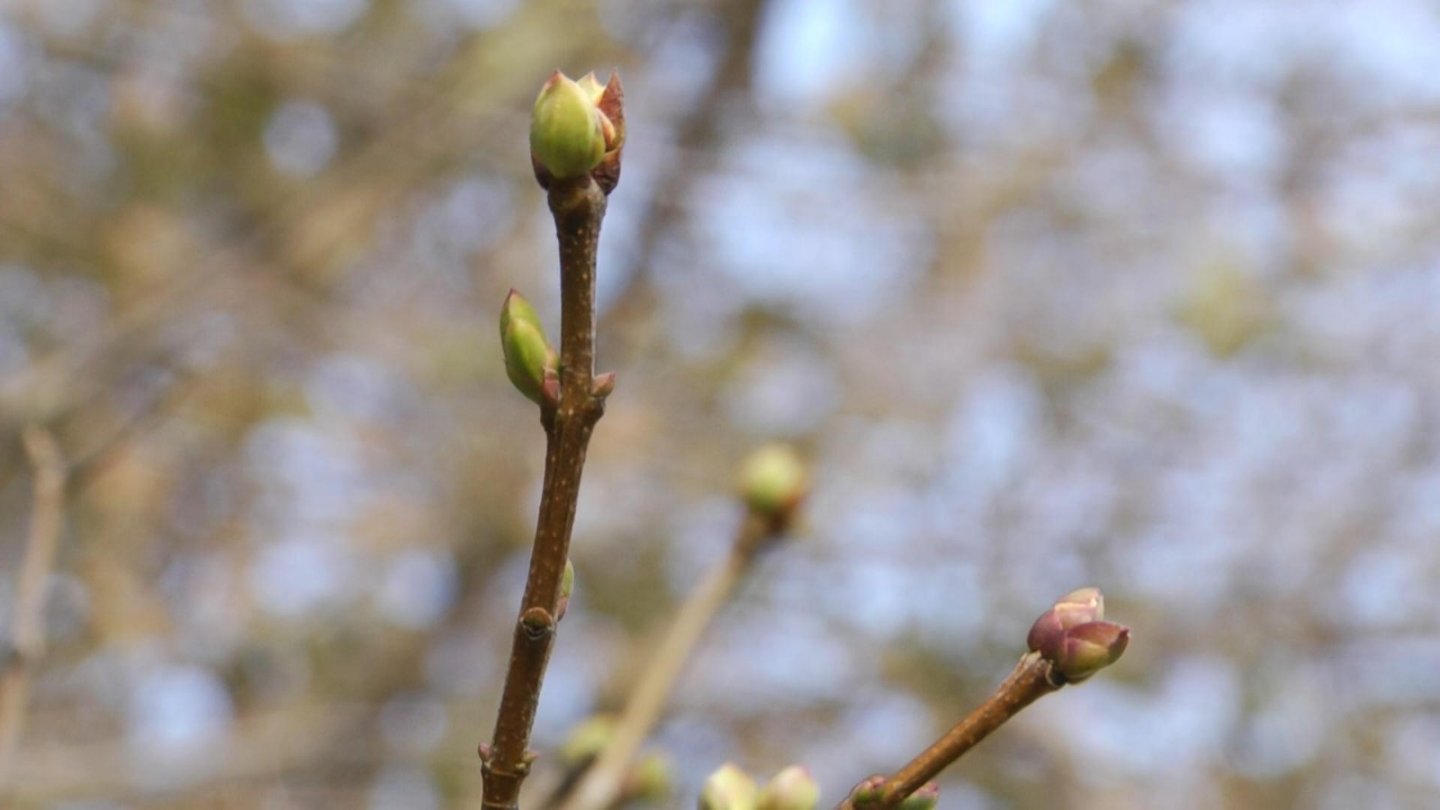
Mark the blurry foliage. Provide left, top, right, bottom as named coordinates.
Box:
left=2, top=0, right=1440, bottom=808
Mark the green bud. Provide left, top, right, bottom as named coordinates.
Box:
left=699, top=763, right=757, bottom=810
left=500, top=289, right=556, bottom=404
left=1027, top=586, right=1105, bottom=660
left=845, top=776, right=886, bottom=809
left=556, top=714, right=616, bottom=767
left=624, top=753, right=674, bottom=803
left=757, top=765, right=819, bottom=810
left=531, top=70, right=607, bottom=181
left=897, top=784, right=939, bottom=810
left=738, top=444, right=809, bottom=519
left=1052, top=620, right=1130, bottom=683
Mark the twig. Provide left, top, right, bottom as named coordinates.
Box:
left=482, top=176, right=611, bottom=810
left=554, top=512, right=780, bottom=810
left=0, top=426, right=67, bottom=793
left=838, top=652, right=1060, bottom=810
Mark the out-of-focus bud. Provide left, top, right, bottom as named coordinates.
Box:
left=556, top=714, right=616, bottom=768
left=556, top=558, right=575, bottom=620
left=500, top=289, right=557, bottom=405
left=530, top=70, right=625, bottom=192
left=624, top=753, right=674, bottom=803
left=1052, top=620, right=1130, bottom=683
left=897, top=783, right=939, bottom=810
left=757, top=765, right=819, bottom=810
left=844, top=775, right=886, bottom=809
left=738, top=444, right=809, bottom=520
left=699, top=763, right=757, bottom=810
left=1027, top=586, right=1105, bottom=660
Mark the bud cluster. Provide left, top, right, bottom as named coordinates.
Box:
left=530, top=69, right=626, bottom=193
left=700, top=763, right=821, bottom=810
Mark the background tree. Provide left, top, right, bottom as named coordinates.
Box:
left=1, top=1, right=1439, bottom=807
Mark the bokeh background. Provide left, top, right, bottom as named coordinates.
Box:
left=2, top=0, right=1440, bottom=807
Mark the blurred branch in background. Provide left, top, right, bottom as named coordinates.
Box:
left=0, top=426, right=66, bottom=794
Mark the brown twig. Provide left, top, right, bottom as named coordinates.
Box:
left=553, top=512, right=781, bottom=810
left=838, top=652, right=1061, bottom=810
left=482, top=176, right=611, bottom=810
left=0, top=426, right=67, bottom=793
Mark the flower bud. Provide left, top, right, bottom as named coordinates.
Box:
left=699, top=763, right=757, bottom=810
left=738, top=444, right=809, bottom=519
left=1027, top=586, right=1105, bottom=660
left=556, top=714, right=616, bottom=767
left=556, top=558, right=575, bottom=620
left=530, top=71, right=607, bottom=181
left=500, top=289, right=557, bottom=405
left=757, top=765, right=819, bottom=810
left=1052, top=620, right=1130, bottom=683
left=897, top=783, right=939, bottom=810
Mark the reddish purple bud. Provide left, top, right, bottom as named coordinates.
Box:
left=1053, top=621, right=1130, bottom=683
left=1027, top=586, right=1105, bottom=660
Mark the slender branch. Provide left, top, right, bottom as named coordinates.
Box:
left=838, top=653, right=1060, bottom=810
left=554, top=513, right=780, bottom=810
left=482, top=176, right=610, bottom=810
left=0, top=426, right=67, bottom=793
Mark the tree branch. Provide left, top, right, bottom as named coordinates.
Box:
left=554, top=512, right=781, bottom=810
left=0, top=426, right=67, bottom=794
left=838, top=653, right=1060, bottom=810
left=482, top=176, right=610, bottom=810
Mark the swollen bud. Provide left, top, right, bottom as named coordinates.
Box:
left=844, top=776, right=887, bottom=809
left=500, top=289, right=557, bottom=405
left=1052, top=620, right=1130, bottom=683
left=1027, top=587, right=1105, bottom=660
left=699, top=763, right=757, bottom=810
left=897, top=784, right=939, bottom=810
left=757, top=765, right=819, bottom=810
left=530, top=69, right=625, bottom=192
left=531, top=71, right=606, bottom=180
left=738, top=444, right=809, bottom=520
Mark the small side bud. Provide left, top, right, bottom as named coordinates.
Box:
left=1027, top=586, right=1105, bottom=660
left=530, top=71, right=607, bottom=181
left=1052, top=621, right=1130, bottom=683
left=557, top=714, right=616, bottom=768
left=556, top=558, right=575, bottom=620
left=897, top=784, right=939, bottom=810
left=738, top=444, right=809, bottom=520
left=757, top=765, right=819, bottom=810
left=699, top=763, right=757, bottom=810
left=623, top=753, right=674, bottom=803
left=500, top=289, right=557, bottom=405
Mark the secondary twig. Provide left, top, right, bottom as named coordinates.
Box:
left=554, top=512, right=781, bottom=810
left=0, top=426, right=67, bottom=793
left=482, top=175, right=611, bottom=810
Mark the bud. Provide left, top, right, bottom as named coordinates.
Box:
left=530, top=70, right=625, bottom=191
left=699, top=763, right=757, bottom=810
left=500, top=289, right=557, bottom=405
left=757, top=765, right=819, bottom=810
left=556, top=714, right=616, bottom=767
left=1052, top=620, right=1130, bottom=683
left=1027, top=586, right=1105, bottom=660
left=556, top=558, right=575, bottom=620
left=844, top=776, right=886, bottom=809
left=738, top=444, right=809, bottom=519
left=897, top=784, right=939, bottom=810
left=624, top=753, right=674, bottom=803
